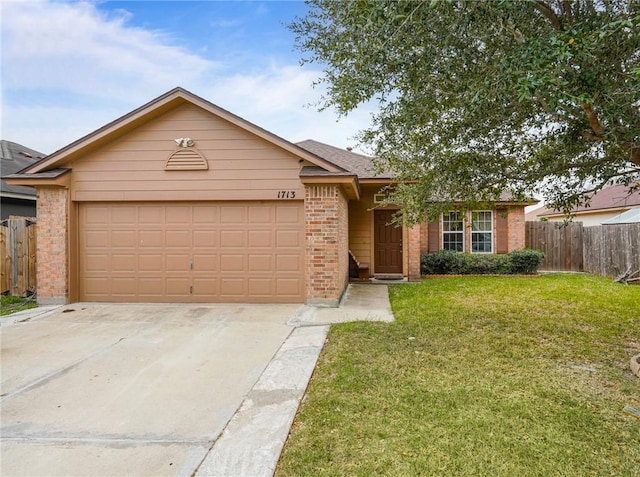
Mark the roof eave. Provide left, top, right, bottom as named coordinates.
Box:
left=4, top=169, right=71, bottom=187
left=299, top=174, right=361, bottom=200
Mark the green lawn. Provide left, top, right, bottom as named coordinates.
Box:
left=276, top=274, right=640, bottom=477
left=0, top=295, right=37, bottom=316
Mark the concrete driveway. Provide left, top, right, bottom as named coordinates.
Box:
left=0, top=303, right=324, bottom=477
left=0, top=285, right=394, bottom=477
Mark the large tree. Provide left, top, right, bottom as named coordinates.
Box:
left=291, top=0, right=640, bottom=222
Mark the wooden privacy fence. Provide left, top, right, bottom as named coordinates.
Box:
left=0, top=217, right=37, bottom=296
left=525, top=221, right=640, bottom=277
left=582, top=223, right=640, bottom=277
left=525, top=221, right=584, bottom=272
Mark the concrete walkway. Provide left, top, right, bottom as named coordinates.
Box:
left=0, top=284, right=394, bottom=477
left=195, top=284, right=394, bottom=477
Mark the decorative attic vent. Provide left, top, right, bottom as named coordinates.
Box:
left=165, top=137, right=208, bottom=170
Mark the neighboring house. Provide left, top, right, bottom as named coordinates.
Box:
left=1, top=140, right=45, bottom=219
left=526, top=183, right=640, bottom=226
left=5, top=88, right=530, bottom=306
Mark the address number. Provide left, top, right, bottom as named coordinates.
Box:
left=277, top=190, right=296, bottom=199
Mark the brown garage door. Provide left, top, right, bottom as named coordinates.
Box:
left=79, top=202, right=304, bottom=303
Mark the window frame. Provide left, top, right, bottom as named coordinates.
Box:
left=470, top=210, right=494, bottom=254
left=441, top=211, right=465, bottom=252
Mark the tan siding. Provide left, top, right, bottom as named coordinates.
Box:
left=70, top=103, right=304, bottom=202
left=348, top=188, right=375, bottom=266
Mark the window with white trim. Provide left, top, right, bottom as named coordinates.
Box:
left=471, top=211, right=493, bottom=253
left=442, top=211, right=464, bottom=252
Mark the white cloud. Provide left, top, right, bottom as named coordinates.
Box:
left=1, top=0, right=373, bottom=154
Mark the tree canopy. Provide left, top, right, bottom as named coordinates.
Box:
left=290, top=0, right=640, bottom=221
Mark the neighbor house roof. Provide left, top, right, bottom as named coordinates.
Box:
left=1, top=140, right=46, bottom=200
left=536, top=183, right=640, bottom=218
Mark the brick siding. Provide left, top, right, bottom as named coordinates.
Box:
left=407, top=223, right=421, bottom=279
left=507, top=206, right=526, bottom=251
left=305, top=184, right=349, bottom=306
left=36, top=187, right=68, bottom=305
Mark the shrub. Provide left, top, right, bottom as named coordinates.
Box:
left=421, top=250, right=462, bottom=274
left=456, top=253, right=512, bottom=275
left=508, top=248, right=545, bottom=274
left=421, top=249, right=545, bottom=275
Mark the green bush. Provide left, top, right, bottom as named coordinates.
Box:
left=421, top=250, right=462, bottom=274
left=508, top=248, right=545, bottom=274
left=421, top=249, right=545, bottom=275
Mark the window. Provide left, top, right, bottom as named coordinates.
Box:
left=442, top=211, right=464, bottom=252
left=471, top=211, right=493, bottom=253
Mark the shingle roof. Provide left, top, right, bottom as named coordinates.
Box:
left=538, top=183, right=640, bottom=217
left=1, top=140, right=46, bottom=198
left=296, top=139, right=390, bottom=179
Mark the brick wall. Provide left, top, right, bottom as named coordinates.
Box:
left=305, top=184, right=349, bottom=306
left=507, top=205, right=526, bottom=251
left=36, top=187, right=68, bottom=305
left=407, top=223, right=421, bottom=279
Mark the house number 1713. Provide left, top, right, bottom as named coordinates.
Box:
left=277, top=191, right=296, bottom=199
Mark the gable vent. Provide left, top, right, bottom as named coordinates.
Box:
left=165, top=149, right=209, bottom=170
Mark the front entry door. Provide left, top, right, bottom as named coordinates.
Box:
left=374, top=209, right=403, bottom=274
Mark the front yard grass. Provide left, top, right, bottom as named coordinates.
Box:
left=276, top=274, right=640, bottom=476
left=0, top=295, right=37, bottom=316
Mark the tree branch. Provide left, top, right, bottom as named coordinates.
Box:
left=562, top=0, right=573, bottom=24
left=532, top=1, right=562, bottom=29
left=582, top=102, right=605, bottom=137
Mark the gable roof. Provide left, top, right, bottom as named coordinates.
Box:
left=1, top=140, right=46, bottom=199
left=296, top=139, right=391, bottom=180
left=537, top=183, right=640, bottom=218
left=14, top=87, right=347, bottom=177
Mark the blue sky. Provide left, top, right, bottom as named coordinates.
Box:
left=1, top=0, right=374, bottom=155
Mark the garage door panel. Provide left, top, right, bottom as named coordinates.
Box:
left=276, top=278, right=303, bottom=297
left=111, top=230, right=136, bottom=247
left=139, top=207, right=163, bottom=224
left=276, top=230, right=300, bottom=247
left=248, top=205, right=272, bottom=223
left=193, top=254, right=218, bottom=271
left=111, top=277, right=137, bottom=296
left=111, top=255, right=136, bottom=271
left=249, top=254, right=272, bottom=271
left=85, top=254, right=109, bottom=272
left=221, top=230, right=245, bottom=247
left=221, top=254, right=244, bottom=272
left=220, top=278, right=245, bottom=297
left=276, top=254, right=301, bottom=272
left=139, top=230, right=163, bottom=247
left=139, top=255, right=164, bottom=272
left=85, top=230, right=108, bottom=247
left=111, top=207, right=136, bottom=224
left=248, top=230, right=271, bottom=247
left=79, top=202, right=304, bottom=303
left=193, top=206, right=219, bottom=224
left=166, top=230, right=190, bottom=247
left=248, top=278, right=273, bottom=296
left=166, top=254, right=190, bottom=271
left=193, top=230, right=218, bottom=247
left=166, top=206, right=191, bottom=224
left=277, top=206, right=302, bottom=223
left=220, top=206, right=245, bottom=224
